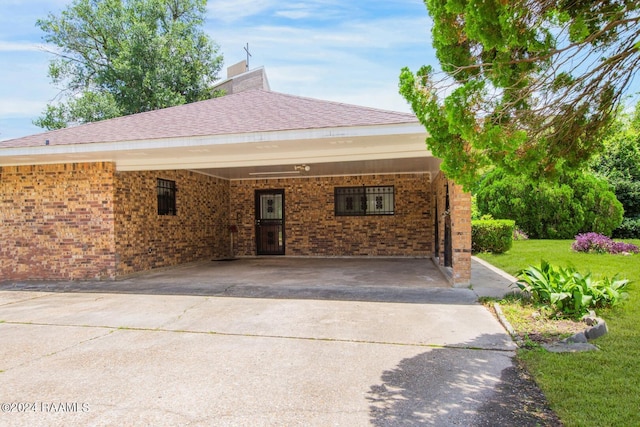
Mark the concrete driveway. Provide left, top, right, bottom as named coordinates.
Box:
left=0, top=258, right=528, bottom=426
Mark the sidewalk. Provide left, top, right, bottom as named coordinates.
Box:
left=470, top=256, right=519, bottom=299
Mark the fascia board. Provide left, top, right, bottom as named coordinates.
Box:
left=0, top=123, right=426, bottom=159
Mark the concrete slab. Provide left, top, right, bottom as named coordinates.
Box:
left=0, top=258, right=451, bottom=300
left=0, top=292, right=204, bottom=330
left=0, top=289, right=519, bottom=426
left=0, top=324, right=513, bottom=426
left=0, top=323, right=112, bottom=372
left=163, top=297, right=515, bottom=350
left=471, top=257, right=519, bottom=299
left=0, top=258, right=538, bottom=425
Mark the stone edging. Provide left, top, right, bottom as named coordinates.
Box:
left=493, top=303, right=608, bottom=353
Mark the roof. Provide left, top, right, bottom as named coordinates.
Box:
left=1, top=89, right=418, bottom=149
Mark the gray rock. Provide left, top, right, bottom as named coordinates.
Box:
left=582, top=313, right=598, bottom=326
left=563, top=332, right=588, bottom=343
left=585, top=320, right=608, bottom=340
left=543, top=342, right=599, bottom=353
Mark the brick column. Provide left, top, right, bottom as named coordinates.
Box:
left=449, top=182, right=472, bottom=286
left=432, top=172, right=472, bottom=287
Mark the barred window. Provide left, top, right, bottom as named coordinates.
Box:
left=157, top=179, right=176, bottom=215
left=335, top=186, right=394, bottom=216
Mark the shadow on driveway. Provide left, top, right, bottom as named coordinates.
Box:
left=368, top=333, right=562, bottom=426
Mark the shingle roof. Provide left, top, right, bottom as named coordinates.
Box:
left=1, top=89, right=418, bottom=149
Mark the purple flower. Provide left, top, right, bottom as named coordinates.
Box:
left=609, top=241, right=640, bottom=254
left=572, top=233, right=639, bottom=254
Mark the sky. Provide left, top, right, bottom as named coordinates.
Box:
left=0, top=0, right=437, bottom=141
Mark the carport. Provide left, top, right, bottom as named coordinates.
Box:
left=1, top=81, right=471, bottom=286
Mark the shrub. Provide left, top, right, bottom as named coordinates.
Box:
left=613, top=217, right=640, bottom=239
left=572, top=232, right=639, bottom=254
left=472, top=219, right=515, bottom=254
left=476, top=169, right=623, bottom=238
left=515, top=260, right=630, bottom=318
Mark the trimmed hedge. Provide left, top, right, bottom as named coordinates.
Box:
left=472, top=219, right=515, bottom=254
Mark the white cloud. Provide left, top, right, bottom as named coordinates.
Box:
left=0, top=40, right=43, bottom=52
left=275, top=10, right=310, bottom=20
left=207, top=2, right=435, bottom=114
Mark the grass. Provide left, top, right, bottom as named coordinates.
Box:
left=477, top=239, right=640, bottom=427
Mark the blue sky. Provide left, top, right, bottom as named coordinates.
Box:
left=0, top=0, right=436, bottom=141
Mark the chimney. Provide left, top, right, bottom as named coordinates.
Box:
left=227, top=60, right=247, bottom=79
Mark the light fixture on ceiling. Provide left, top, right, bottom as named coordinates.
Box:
left=248, top=164, right=311, bottom=176
left=248, top=171, right=300, bottom=176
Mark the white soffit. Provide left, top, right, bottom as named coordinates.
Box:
left=0, top=123, right=431, bottom=173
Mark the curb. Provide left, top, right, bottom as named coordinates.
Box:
left=493, top=303, right=522, bottom=347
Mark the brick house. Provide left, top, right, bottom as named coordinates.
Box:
left=0, top=76, right=471, bottom=285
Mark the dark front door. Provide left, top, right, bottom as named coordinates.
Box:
left=255, top=190, right=285, bottom=255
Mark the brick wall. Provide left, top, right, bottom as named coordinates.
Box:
left=0, top=162, right=116, bottom=280
left=114, top=170, right=230, bottom=275
left=1, top=165, right=439, bottom=280
left=432, top=172, right=471, bottom=286
left=230, top=173, right=433, bottom=257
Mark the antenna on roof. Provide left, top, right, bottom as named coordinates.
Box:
left=244, top=43, right=252, bottom=70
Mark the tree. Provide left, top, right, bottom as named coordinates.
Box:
left=400, top=0, right=640, bottom=189
left=475, top=169, right=623, bottom=239
left=591, top=103, right=640, bottom=237
left=35, top=0, right=223, bottom=130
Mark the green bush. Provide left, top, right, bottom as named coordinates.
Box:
left=515, top=260, right=630, bottom=318
left=613, top=216, right=640, bottom=238
left=472, top=219, right=515, bottom=253
left=476, top=169, right=623, bottom=239
left=590, top=125, right=640, bottom=238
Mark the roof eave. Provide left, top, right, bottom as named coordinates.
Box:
left=0, top=122, right=426, bottom=163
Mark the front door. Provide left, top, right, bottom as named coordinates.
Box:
left=255, top=190, right=285, bottom=255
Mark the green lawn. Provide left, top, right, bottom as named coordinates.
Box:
left=477, top=240, right=640, bottom=427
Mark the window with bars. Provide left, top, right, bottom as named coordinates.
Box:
left=334, top=186, right=394, bottom=216
left=157, top=178, right=176, bottom=215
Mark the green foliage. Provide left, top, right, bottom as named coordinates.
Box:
left=477, top=239, right=640, bottom=426
left=400, top=1, right=640, bottom=190
left=35, top=0, right=223, bottom=129
left=470, top=195, right=481, bottom=220
left=590, top=108, right=640, bottom=237
left=34, top=92, right=121, bottom=130
left=471, top=219, right=514, bottom=254
left=515, top=260, right=629, bottom=318
left=614, top=217, right=640, bottom=239
left=475, top=168, right=623, bottom=239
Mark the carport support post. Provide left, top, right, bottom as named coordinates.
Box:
left=450, top=182, right=471, bottom=287
left=433, top=173, right=472, bottom=287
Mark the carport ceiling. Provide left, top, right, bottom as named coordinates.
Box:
left=110, top=130, right=438, bottom=179
left=1, top=125, right=438, bottom=179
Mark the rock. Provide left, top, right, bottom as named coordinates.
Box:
left=563, top=332, right=588, bottom=344
left=585, top=320, right=608, bottom=340
left=582, top=311, right=598, bottom=326
left=543, top=342, right=599, bottom=353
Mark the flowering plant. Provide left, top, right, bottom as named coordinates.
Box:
left=572, top=233, right=639, bottom=254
